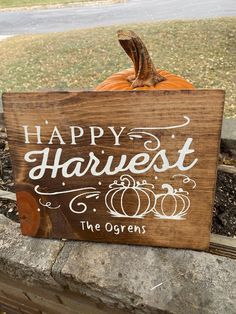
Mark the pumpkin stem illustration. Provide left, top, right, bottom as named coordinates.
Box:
left=117, top=30, right=166, bottom=88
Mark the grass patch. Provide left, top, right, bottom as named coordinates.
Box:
left=0, top=0, right=99, bottom=9
left=0, top=17, right=235, bottom=117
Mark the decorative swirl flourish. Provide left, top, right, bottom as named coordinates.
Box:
left=172, top=174, right=196, bottom=189
left=69, top=191, right=100, bottom=214
left=128, top=116, right=190, bottom=151
left=35, top=185, right=101, bottom=215
left=39, top=198, right=60, bottom=209
left=128, top=131, right=161, bottom=151
left=130, top=116, right=190, bottom=131
left=35, top=185, right=97, bottom=195
left=109, top=174, right=154, bottom=189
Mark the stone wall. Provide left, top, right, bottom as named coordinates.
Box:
left=0, top=214, right=235, bottom=314
left=0, top=272, right=127, bottom=314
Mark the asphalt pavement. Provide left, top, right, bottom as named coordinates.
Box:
left=0, top=0, right=236, bottom=36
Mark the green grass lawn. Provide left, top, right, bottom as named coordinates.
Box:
left=0, top=17, right=235, bottom=117
left=0, top=0, right=99, bottom=9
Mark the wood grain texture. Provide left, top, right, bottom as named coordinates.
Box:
left=3, top=90, right=225, bottom=250
left=209, top=233, right=236, bottom=259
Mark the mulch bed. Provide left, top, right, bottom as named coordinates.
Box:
left=212, top=167, right=236, bottom=237
left=0, top=129, right=235, bottom=237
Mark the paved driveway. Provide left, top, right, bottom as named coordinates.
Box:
left=0, top=0, right=236, bottom=35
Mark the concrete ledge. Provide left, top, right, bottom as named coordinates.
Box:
left=0, top=214, right=64, bottom=289
left=52, top=241, right=236, bottom=314
left=0, top=214, right=235, bottom=314
left=221, top=118, right=236, bottom=157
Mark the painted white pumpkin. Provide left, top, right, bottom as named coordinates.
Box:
left=153, top=184, right=190, bottom=219
left=105, top=175, right=156, bottom=218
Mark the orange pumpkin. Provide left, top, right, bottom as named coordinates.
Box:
left=95, top=30, right=194, bottom=91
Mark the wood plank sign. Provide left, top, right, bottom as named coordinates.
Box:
left=3, top=90, right=225, bottom=250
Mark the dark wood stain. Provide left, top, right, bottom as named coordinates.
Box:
left=3, top=90, right=225, bottom=250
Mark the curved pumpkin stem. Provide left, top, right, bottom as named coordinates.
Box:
left=117, top=30, right=166, bottom=88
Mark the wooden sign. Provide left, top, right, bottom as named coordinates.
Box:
left=3, top=90, right=225, bottom=250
